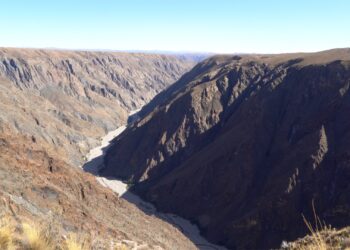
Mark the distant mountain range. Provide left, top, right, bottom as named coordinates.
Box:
left=18, top=47, right=212, bottom=62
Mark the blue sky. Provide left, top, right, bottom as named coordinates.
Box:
left=0, top=0, right=349, bottom=53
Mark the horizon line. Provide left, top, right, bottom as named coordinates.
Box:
left=0, top=45, right=349, bottom=56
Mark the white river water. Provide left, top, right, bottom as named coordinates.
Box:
left=82, top=109, right=225, bottom=250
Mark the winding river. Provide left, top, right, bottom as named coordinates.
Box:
left=82, top=109, right=225, bottom=250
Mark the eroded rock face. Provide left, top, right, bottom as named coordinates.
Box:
left=103, top=49, right=350, bottom=249
left=0, top=127, right=197, bottom=249
left=0, top=48, right=195, bottom=165
left=0, top=48, right=200, bottom=249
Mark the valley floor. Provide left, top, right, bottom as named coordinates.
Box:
left=82, top=110, right=226, bottom=250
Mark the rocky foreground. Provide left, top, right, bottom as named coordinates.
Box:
left=0, top=129, right=197, bottom=249
left=103, top=49, right=350, bottom=249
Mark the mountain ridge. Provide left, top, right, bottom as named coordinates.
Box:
left=103, top=48, right=350, bottom=249
left=0, top=47, right=196, bottom=165
left=0, top=47, right=200, bottom=249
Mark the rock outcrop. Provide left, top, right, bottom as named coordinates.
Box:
left=0, top=126, right=197, bottom=249
left=0, top=47, right=201, bottom=249
left=103, top=49, right=350, bottom=249
left=0, top=48, right=195, bottom=165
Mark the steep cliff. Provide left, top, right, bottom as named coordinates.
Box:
left=103, top=49, right=350, bottom=249
left=0, top=48, right=195, bottom=165
left=0, top=47, right=199, bottom=249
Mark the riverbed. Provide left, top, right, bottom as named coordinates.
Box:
left=82, top=109, right=225, bottom=250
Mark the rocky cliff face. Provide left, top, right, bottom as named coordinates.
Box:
left=0, top=126, right=197, bottom=249
left=0, top=48, right=199, bottom=249
left=0, top=48, right=195, bottom=165
left=103, top=49, right=350, bottom=249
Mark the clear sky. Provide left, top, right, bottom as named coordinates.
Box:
left=0, top=0, right=349, bottom=53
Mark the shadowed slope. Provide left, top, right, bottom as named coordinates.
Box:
left=103, top=48, right=350, bottom=249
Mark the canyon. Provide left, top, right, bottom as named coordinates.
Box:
left=0, top=48, right=196, bottom=166
left=1, top=47, right=350, bottom=249
left=82, top=109, right=225, bottom=250
left=0, top=48, right=199, bottom=249
left=102, top=49, right=350, bottom=249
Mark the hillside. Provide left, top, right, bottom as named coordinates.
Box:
left=0, top=127, right=197, bottom=249
left=0, top=48, right=195, bottom=165
left=103, top=48, right=350, bottom=249
left=0, top=48, right=198, bottom=249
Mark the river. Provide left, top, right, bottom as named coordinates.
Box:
left=82, top=109, right=225, bottom=250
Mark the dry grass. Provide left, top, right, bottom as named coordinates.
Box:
left=21, top=222, right=56, bottom=250
left=0, top=216, right=134, bottom=250
left=114, top=244, right=129, bottom=250
left=0, top=215, right=133, bottom=250
left=0, top=216, right=15, bottom=250
left=65, top=234, right=86, bottom=250
left=298, top=201, right=331, bottom=250
left=285, top=201, right=350, bottom=250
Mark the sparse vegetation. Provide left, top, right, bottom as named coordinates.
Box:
left=0, top=216, right=15, bottom=250
left=282, top=201, right=350, bottom=250
left=0, top=215, right=130, bottom=250
left=284, top=227, right=350, bottom=250
left=21, top=222, right=55, bottom=250
left=114, top=244, right=129, bottom=250
left=65, top=234, right=86, bottom=250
